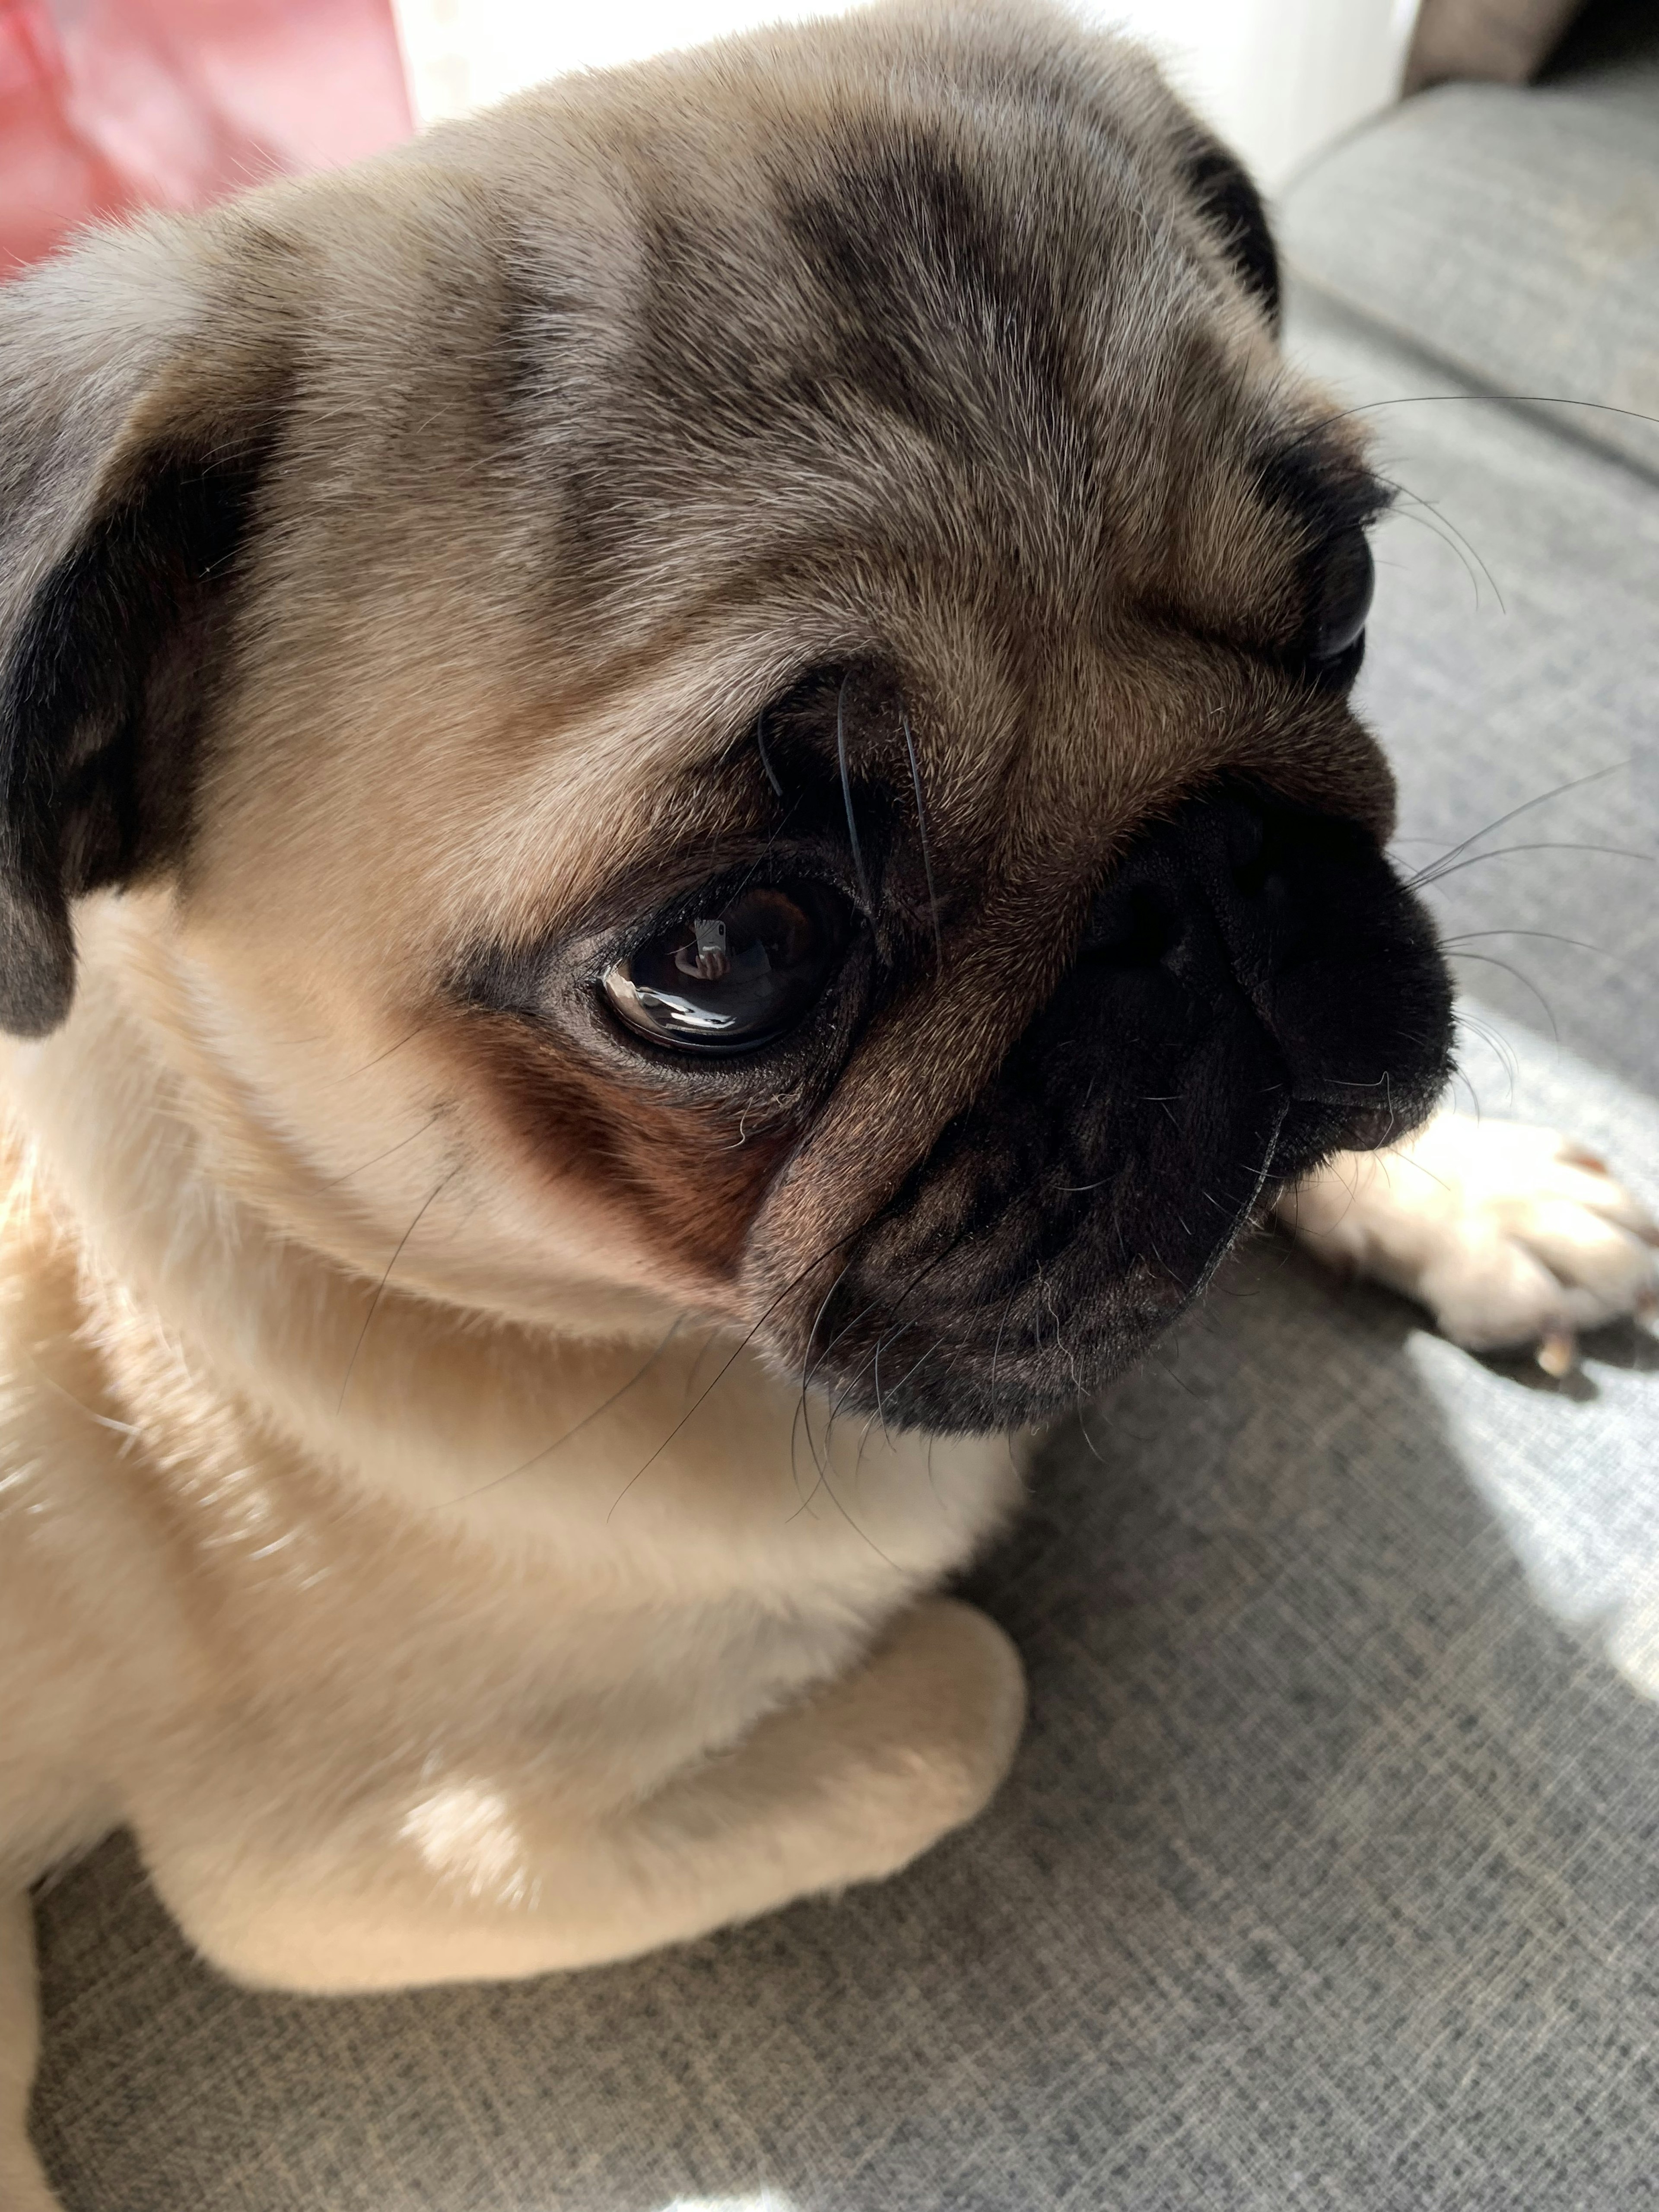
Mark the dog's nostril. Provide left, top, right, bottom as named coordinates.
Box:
left=1232, top=852, right=1287, bottom=902
left=1218, top=798, right=1280, bottom=899
left=1220, top=799, right=1266, bottom=874
left=1087, top=883, right=1177, bottom=967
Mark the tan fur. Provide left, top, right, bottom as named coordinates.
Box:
left=0, top=7, right=1653, bottom=2205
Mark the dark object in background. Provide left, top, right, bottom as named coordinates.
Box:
left=1406, top=0, right=1588, bottom=89
left=0, top=0, right=410, bottom=275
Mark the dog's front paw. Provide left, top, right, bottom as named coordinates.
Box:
left=1280, top=1113, right=1658, bottom=1370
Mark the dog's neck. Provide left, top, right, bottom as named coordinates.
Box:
left=1, top=896, right=1007, bottom=1599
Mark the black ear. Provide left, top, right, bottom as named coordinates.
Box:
left=0, top=236, right=280, bottom=1037
left=1182, top=132, right=1281, bottom=332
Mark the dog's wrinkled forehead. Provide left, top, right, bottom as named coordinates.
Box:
left=458, top=8, right=1319, bottom=661
left=363, top=11, right=1395, bottom=1292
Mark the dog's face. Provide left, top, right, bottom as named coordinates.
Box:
left=0, top=1, right=1451, bottom=1432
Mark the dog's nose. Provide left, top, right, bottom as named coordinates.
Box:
left=1081, top=784, right=1449, bottom=1127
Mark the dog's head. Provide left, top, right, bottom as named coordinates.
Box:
left=0, top=0, right=1451, bottom=1432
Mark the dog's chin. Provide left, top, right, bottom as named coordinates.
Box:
left=761, top=786, right=1456, bottom=1437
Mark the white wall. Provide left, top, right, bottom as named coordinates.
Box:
left=1109, top=0, right=1421, bottom=188
left=392, top=0, right=1420, bottom=192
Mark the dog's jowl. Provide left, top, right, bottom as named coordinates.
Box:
left=1, top=6, right=1653, bottom=2205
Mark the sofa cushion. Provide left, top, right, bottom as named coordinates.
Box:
left=1279, top=284, right=1659, bottom=1100
left=1278, top=41, right=1659, bottom=475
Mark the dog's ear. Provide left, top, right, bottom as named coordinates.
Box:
left=0, top=222, right=285, bottom=1037
left=1182, top=131, right=1280, bottom=331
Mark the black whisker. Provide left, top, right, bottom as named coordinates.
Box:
left=901, top=708, right=944, bottom=975
left=1375, top=485, right=1499, bottom=611
left=1399, top=762, right=1629, bottom=888
left=888, top=1334, right=945, bottom=1409
left=1443, top=950, right=1559, bottom=1040
left=457, top=1311, right=691, bottom=1501
left=799, top=1212, right=984, bottom=1398
left=836, top=676, right=873, bottom=908
left=345, top=1016, right=441, bottom=1077
left=728, top=785, right=810, bottom=905
left=789, top=1255, right=859, bottom=1516
left=871, top=1331, right=894, bottom=1447
left=1382, top=474, right=1505, bottom=610
left=315, top=1109, right=447, bottom=1192
left=1413, top=839, right=1653, bottom=891
left=1283, top=393, right=1659, bottom=465
left=336, top=1166, right=458, bottom=1411
left=1443, top=927, right=1615, bottom=960
left=798, top=1434, right=900, bottom=1569
left=1451, top=1009, right=1522, bottom=1106
left=1335, top=392, right=1659, bottom=433
left=607, top=1230, right=859, bottom=1520
left=755, top=707, right=784, bottom=798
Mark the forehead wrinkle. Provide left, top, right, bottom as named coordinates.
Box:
left=552, top=381, right=1103, bottom=643
left=518, top=135, right=1229, bottom=641
left=534, top=344, right=1209, bottom=723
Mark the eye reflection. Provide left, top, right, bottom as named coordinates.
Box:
left=601, top=883, right=846, bottom=1055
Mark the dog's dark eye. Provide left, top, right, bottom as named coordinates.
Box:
left=1309, top=529, right=1374, bottom=664
left=601, top=882, right=848, bottom=1054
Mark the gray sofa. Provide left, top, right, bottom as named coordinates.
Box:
left=30, top=8, right=1659, bottom=2207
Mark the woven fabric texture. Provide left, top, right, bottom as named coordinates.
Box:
left=1282, top=287, right=1659, bottom=1098
left=1281, top=40, right=1659, bottom=477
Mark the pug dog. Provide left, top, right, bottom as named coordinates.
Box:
left=3, top=3, right=1655, bottom=2202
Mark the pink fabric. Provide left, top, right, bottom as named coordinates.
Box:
left=0, top=0, right=411, bottom=274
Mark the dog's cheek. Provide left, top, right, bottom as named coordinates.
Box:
left=455, top=1015, right=796, bottom=1291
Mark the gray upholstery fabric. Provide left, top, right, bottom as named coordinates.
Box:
left=1278, top=57, right=1659, bottom=476
left=30, top=1013, right=1659, bottom=2212
left=1281, top=285, right=1659, bottom=1099
left=28, top=42, right=1659, bottom=2212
